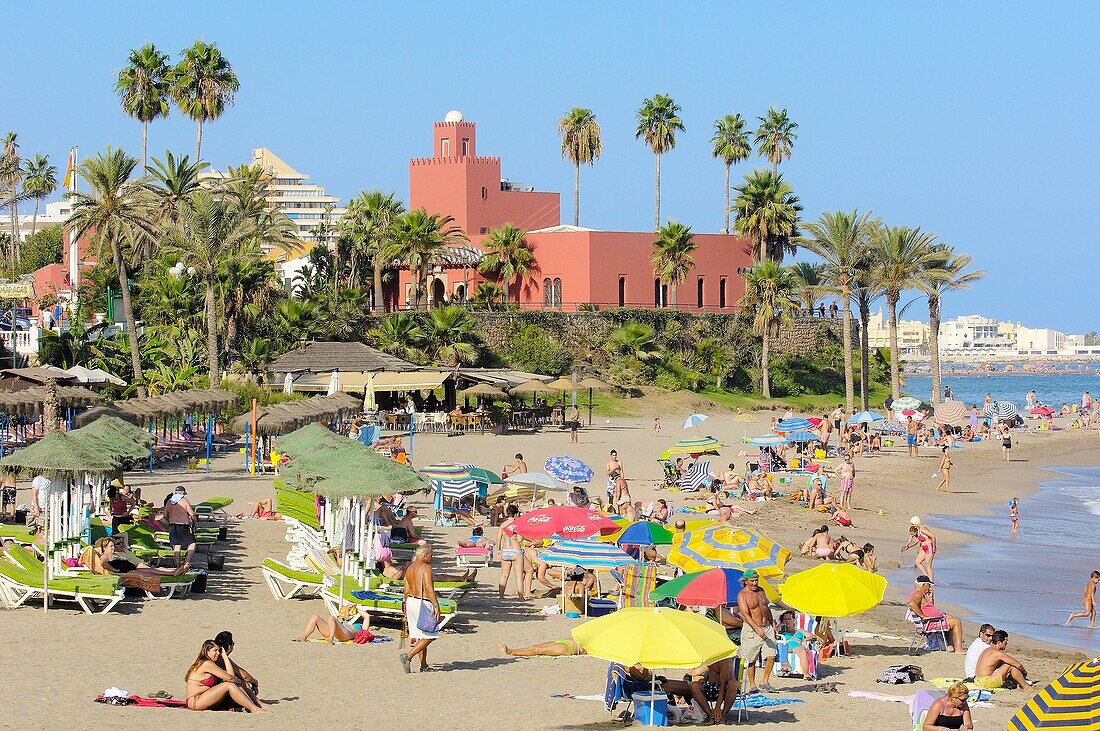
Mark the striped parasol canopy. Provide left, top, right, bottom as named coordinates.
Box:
left=985, top=401, right=1020, bottom=421
left=679, top=460, right=714, bottom=492
left=664, top=436, right=723, bottom=456
left=848, top=410, right=884, bottom=424
left=539, top=539, right=635, bottom=568
left=669, top=525, right=792, bottom=579
left=783, top=430, right=819, bottom=443
left=650, top=567, right=780, bottom=606
left=749, top=434, right=788, bottom=446
left=934, top=400, right=970, bottom=425
left=434, top=478, right=479, bottom=499
left=774, top=418, right=814, bottom=432
left=1009, top=657, right=1100, bottom=730
left=892, top=396, right=922, bottom=410
left=419, top=462, right=473, bottom=481
left=544, top=455, right=594, bottom=484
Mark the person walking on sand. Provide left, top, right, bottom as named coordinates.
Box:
left=999, top=424, right=1012, bottom=462
left=737, top=570, right=777, bottom=694
left=568, top=404, right=580, bottom=444
left=903, top=518, right=937, bottom=580
left=652, top=417, right=661, bottom=436
left=1066, top=570, right=1100, bottom=628
left=1009, top=497, right=1019, bottom=533
left=906, top=416, right=919, bottom=458
left=935, top=447, right=952, bottom=493
left=836, top=454, right=855, bottom=509
left=400, top=545, right=441, bottom=673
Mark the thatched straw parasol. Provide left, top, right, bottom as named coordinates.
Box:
left=288, top=444, right=425, bottom=498
left=462, top=383, right=509, bottom=400
left=510, top=379, right=550, bottom=395
left=0, top=430, right=121, bottom=475
left=545, top=376, right=581, bottom=392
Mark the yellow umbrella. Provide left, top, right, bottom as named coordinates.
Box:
left=669, top=525, right=792, bottom=579
left=1009, top=657, right=1100, bottom=730
left=572, top=607, right=737, bottom=669
left=779, top=563, right=887, bottom=617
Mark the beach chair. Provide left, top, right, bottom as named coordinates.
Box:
left=454, top=543, right=493, bottom=568
left=604, top=663, right=637, bottom=721
left=371, top=573, right=476, bottom=601
left=0, top=546, right=124, bottom=614
left=613, top=563, right=659, bottom=608
left=658, top=459, right=679, bottom=487
left=66, top=545, right=198, bottom=600
left=906, top=608, right=949, bottom=653
left=320, top=574, right=458, bottom=628
left=261, top=558, right=323, bottom=600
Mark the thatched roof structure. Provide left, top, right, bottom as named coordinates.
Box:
left=269, top=341, right=416, bottom=375
left=77, top=388, right=239, bottom=425
left=230, top=393, right=362, bottom=437
left=0, top=431, right=121, bottom=475
left=67, top=417, right=155, bottom=462
left=0, top=385, right=101, bottom=415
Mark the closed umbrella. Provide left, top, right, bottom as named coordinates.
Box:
left=1009, top=657, right=1100, bottom=730
left=778, top=563, right=887, bottom=617
left=544, top=455, right=594, bottom=484
left=669, top=525, right=792, bottom=579
left=650, top=567, right=779, bottom=606
left=774, top=418, right=813, bottom=432
left=283, top=373, right=294, bottom=394
left=326, top=371, right=340, bottom=395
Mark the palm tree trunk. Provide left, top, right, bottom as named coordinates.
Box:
left=654, top=153, right=661, bottom=232
left=225, top=307, right=239, bottom=358
left=859, top=298, right=871, bottom=411
left=31, top=198, right=39, bottom=238
left=886, top=291, right=901, bottom=399
left=929, top=293, right=942, bottom=403
left=141, top=120, right=149, bottom=177
left=723, top=162, right=731, bottom=234
left=840, top=282, right=854, bottom=413
left=670, top=279, right=678, bottom=309
left=204, top=278, right=220, bottom=385
left=112, top=240, right=145, bottom=397
left=761, top=329, right=771, bottom=399
left=195, top=121, right=203, bottom=162
left=573, top=162, right=580, bottom=227
left=372, top=260, right=383, bottom=314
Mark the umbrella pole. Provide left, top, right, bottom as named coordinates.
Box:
left=650, top=675, right=656, bottom=727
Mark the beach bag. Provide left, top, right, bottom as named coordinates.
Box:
left=877, top=664, right=924, bottom=684
left=416, top=603, right=440, bottom=634
left=352, top=628, right=375, bottom=644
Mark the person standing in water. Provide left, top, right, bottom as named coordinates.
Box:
left=1066, top=571, right=1100, bottom=628
left=1009, top=497, right=1019, bottom=534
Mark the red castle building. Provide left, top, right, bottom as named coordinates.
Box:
left=397, top=111, right=752, bottom=311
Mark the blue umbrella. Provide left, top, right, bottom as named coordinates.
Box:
left=544, top=455, right=595, bottom=484
left=784, top=430, right=819, bottom=443
left=749, top=434, right=788, bottom=446
left=848, top=411, right=884, bottom=424
left=774, top=418, right=814, bottom=432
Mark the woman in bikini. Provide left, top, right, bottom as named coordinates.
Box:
left=496, top=505, right=526, bottom=600
left=293, top=605, right=363, bottom=644
left=498, top=638, right=586, bottom=657
left=902, top=520, right=937, bottom=580
left=185, top=640, right=267, bottom=712
left=1009, top=497, right=1019, bottom=533
left=800, top=526, right=835, bottom=559
left=936, top=447, right=953, bottom=493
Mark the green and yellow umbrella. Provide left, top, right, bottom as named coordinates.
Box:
left=669, top=524, right=792, bottom=579
left=661, top=436, right=722, bottom=459
left=779, top=563, right=887, bottom=617
left=1009, top=657, right=1100, bottom=730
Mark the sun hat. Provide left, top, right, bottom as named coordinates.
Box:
left=910, top=516, right=921, bottom=526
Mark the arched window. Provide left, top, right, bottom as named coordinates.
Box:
left=618, top=277, right=626, bottom=307
left=552, top=278, right=563, bottom=308
left=455, top=284, right=466, bottom=302
left=697, top=277, right=704, bottom=309
left=543, top=278, right=553, bottom=308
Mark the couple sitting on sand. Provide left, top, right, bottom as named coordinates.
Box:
left=184, top=632, right=266, bottom=712
left=963, top=623, right=1033, bottom=691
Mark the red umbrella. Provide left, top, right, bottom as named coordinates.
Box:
left=1030, top=406, right=1054, bottom=416
left=806, top=417, right=822, bottom=426
left=505, top=506, right=619, bottom=540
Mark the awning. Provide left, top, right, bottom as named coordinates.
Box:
left=286, top=371, right=374, bottom=392
left=369, top=371, right=450, bottom=392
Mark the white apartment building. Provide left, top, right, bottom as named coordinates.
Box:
left=1015, top=325, right=1065, bottom=355
left=866, top=309, right=930, bottom=354
left=11, top=200, right=73, bottom=241
left=938, top=314, right=1015, bottom=355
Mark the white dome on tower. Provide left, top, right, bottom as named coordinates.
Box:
left=444, top=110, right=463, bottom=123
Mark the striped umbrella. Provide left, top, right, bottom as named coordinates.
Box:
left=774, top=418, right=814, bottom=432
left=848, top=411, right=884, bottom=424
left=934, top=400, right=969, bottom=426
left=985, top=401, right=1020, bottom=421
left=419, top=462, right=473, bottom=481
left=892, top=396, right=922, bottom=410
left=434, top=478, right=478, bottom=499
left=650, top=567, right=779, bottom=606
left=1009, top=657, right=1100, bottom=730
left=893, top=410, right=924, bottom=423
left=544, top=456, right=594, bottom=484
left=783, top=430, right=820, bottom=443
left=749, top=434, right=788, bottom=446
left=664, top=436, right=723, bottom=456
left=680, top=460, right=713, bottom=492
left=669, top=525, right=792, bottom=579
left=540, top=539, right=635, bottom=568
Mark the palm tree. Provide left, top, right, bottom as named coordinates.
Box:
left=170, top=41, right=239, bottom=161
left=371, top=312, right=427, bottom=362
left=853, top=266, right=883, bottom=411
left=711, top=114, right=751, bottom=233
left=790, top=262, right=825, bottom=312
left=478, top=225, right=537, bottom=305
left=392, top=209, right=467, bottom=309
left=919, top=246, right=984, bottom=403
left=740, top=260, right=800, bottom=399
left=798, top=210, right=878, bottom=412
left=220, top=256, right=277, bottom=359
left=754, top=107, right=798, bottom=173
left=635, top=94, right=685, bottom=231
left=557, top=107, right=603, bottom=227
left=67, top=148, right=157, bottom=394
left=116, top=44, right=172, bottom=176
left=142, top=151, right=207, bottom=260
left=474, top=281, right=505, bottom=311
left=342, top=190, right=405, bottom=311
left=871, top=225, right=942, bottom=399
left=612, top=322, right=662, bottom=362
left=164, top=190, right=255, bottom=384
left=21, top=153, right=57, bottom=239
left=732, top=169, right=802, bottom=263
left=2, top=132, right=21, bottom=267
left=650, top=221, right=698, bottom=308
left=424, top=306, right=479, bottom=365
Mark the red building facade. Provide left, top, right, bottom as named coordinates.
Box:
left=397, top=112, right=753, bottom=311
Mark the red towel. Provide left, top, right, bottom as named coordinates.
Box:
left=95, top=694, right=188, bottom=709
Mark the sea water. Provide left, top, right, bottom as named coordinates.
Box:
left=904, top=373, right=1100, bottom=409
left=920, top=467, right=1100, bottom=653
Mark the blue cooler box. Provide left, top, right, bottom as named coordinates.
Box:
left=632, top=691, right=668, bottom=726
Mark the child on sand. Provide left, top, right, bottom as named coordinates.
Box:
left=1066, top=571, right=1100, bottom=628
left=652, top=417, right=661, bottom=436
left=1009, top=497, right=1019, bottom=533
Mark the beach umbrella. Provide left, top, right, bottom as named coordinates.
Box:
left=576, top=377, right=612, bottom=391
left=848, top=411, right=884, bottom=425
left=611, top=521, right=675, bottom=546
left=509, top=379, right=550, bottom=395
left=1009, top=657, right=1100, bottom=730
left=774, top=418, right=814, bottom=432
left=504, top=472, right=558, bottom=490
left=466, top=466, right=502, bottom=485
left=778, top=563, right=887, bottom=617
left=894, top=410, right=924, bottom=423
left=664, top=436, right=722, bottom=456
left=544, top=376, right=580, bottom=392
left=985, top=401, right=1019, bottom=421
left=1030, top=406, right=1055, bottom=417
left=544, top=455, right=594, bottom=484
left=650, top=567, right=779, bottom=607
left=572, top=607, right=736, bottom=669
left=682, top=413, right=709, bottom=436
left=505, top=505, right=618, bottom=540
left=934, top=400, right=969, bottom=426
left=783, top=430, right=820, bottom=443
left=461, top=383, right=509, bottom=400
left=283, top=373, right=294, bottom=394
left=892, top=396, right=922, bottom=410
left=539, top=539, right=635, bottom=568
left=669, top=525, right=792, bottom=579
left=806, top=417, right=822, bottom=426
left=486, top=483, right=551, bottom=508
left=418, top=462, right=474, bottom=481
left=748, top=433, right=788, bottom=447
left=326, top=371, right=340, bottom=395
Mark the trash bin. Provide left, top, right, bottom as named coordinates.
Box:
left=631, top=691, right=668, bottom=726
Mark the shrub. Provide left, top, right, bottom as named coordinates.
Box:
left=506, top=324, right=573, bottom=375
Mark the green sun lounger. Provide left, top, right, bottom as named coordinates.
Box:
left=0, top=547, right=123, bottom=614
left=0, top=524, right=37, bottom=543
left=320, top=574, right=458, bottom=628
left=370, top=574, right=476, bottom=600
left=261, top=558, right=323, bottom=600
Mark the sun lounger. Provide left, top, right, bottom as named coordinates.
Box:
left=194, top=497, right=234, bottom=522
left=371, top=574, right=475, bottom=601
left=0, top=523, right=37, bottom=544
left=454, top=544, right=493, bottom=568
left=320, top=574, right=458, bottom=628
left=262, top=558, right=323, bottom=600
left=0, top=546, right=123, bottom=614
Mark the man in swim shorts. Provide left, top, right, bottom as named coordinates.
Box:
left=737, top=570, right=777, bottom=693
left=906, top=416, right=919, bottom=457
left=974, top=630, right=1032, bottom=690
left=836, top=454, right=855, bottom=510
left=400, top=545, right=441, bottom=673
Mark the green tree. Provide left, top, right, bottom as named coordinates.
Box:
left=19, top=224, right=63, bottom=274
left=392, top=208, right=467, bottom=309
left=853, top=269, right=883, bottom=410
left=142, top=151, right=208, bottom=260
left=650, top=221, right=697, bottom=309
left=919, top=246, right=984, bottom=403
left=21, top=153, right=57, bottom=239
left=474, top=281, right=505, bottom=311
left=790, top=262, right=825, bottom=312
left=611, top=322, right=662, bottom=362
left=733, top=169, right=802, bottom=263
left=478, top=225, right=537, bottom=305
left=115, top=43, right=172, bottom=176
left=557, top=107, right=603, bottom=227
left=754, top=107, right=798, bottom=173
left=231, top=337, right=272, bottom=382
left=2, top=132, right=21, bottom=268
left=635, top=94, right=685, bottom=231
left=342, top=190, right=405, bottom=311
left=871, top=225, right=941, bottom=399
left=369, top=312, right=426, bottom=362
left=424, top=305, right=479, bottom=365
left=68, top=148, right=157, bottom=394
left=38, top=322, right=109, bottom=368
left=740, top=259, right=800, bottom=398
left=170, top=40, right=239, bottom=161
left=797, top=210, right=878, bottom=411
left=711, top=113, right=751, bottom=233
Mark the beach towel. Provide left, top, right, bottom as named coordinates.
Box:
left=94, top=694, right=187, bottom=709
left=731, top=695, right=804, bottom=709
left=119, top=574, right=161, bottom=593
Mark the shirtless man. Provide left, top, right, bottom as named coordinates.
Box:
left=163, top=486, right=197, bottom=568
left=400, top=545, right=441, bottom=673
left=819, top=415, right=834, bottom=450
left=906, top=416, right=920, bottom=457
left=664, top=659, right=734, bottom=725
left=502, top=453, right=527, bottom=480
left=606, top=450, right=624, bottom=497
left=974, top=630, right=1032, bottom=690
left=1066, top=570, right=1100, bottom=627
left=737, top=569, right=777, bottom=693
left=835, top=455, right=855, bottom=510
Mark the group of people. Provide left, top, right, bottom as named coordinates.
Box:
left=184, top=632, right=266, bottom=712
left=799, top=524, right=877, bottom=571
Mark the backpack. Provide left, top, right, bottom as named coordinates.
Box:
left=877, top=664, right=924, bottom=684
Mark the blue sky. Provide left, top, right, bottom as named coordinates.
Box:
left=8, top=2, right=1098, bottom=332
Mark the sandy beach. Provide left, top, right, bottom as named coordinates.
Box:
left=2, top=409, right=1096, bottom=730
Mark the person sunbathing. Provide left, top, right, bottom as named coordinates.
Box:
left=775, top=611, right=814, bottom=681
left=293, top=605, right=364, bottom=644
left=717, top=504, right=758, bottom=524
left=247, top=498, right=280, bottom=520
left=800, top=526, right=835, bottom=559
left=497, top=638, right=586, bottom=657
left=457, top=526, right=490, bottom=548
left=185, top=640, right=267, bottom=712
left=88, top=537, right=191, bottom=576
